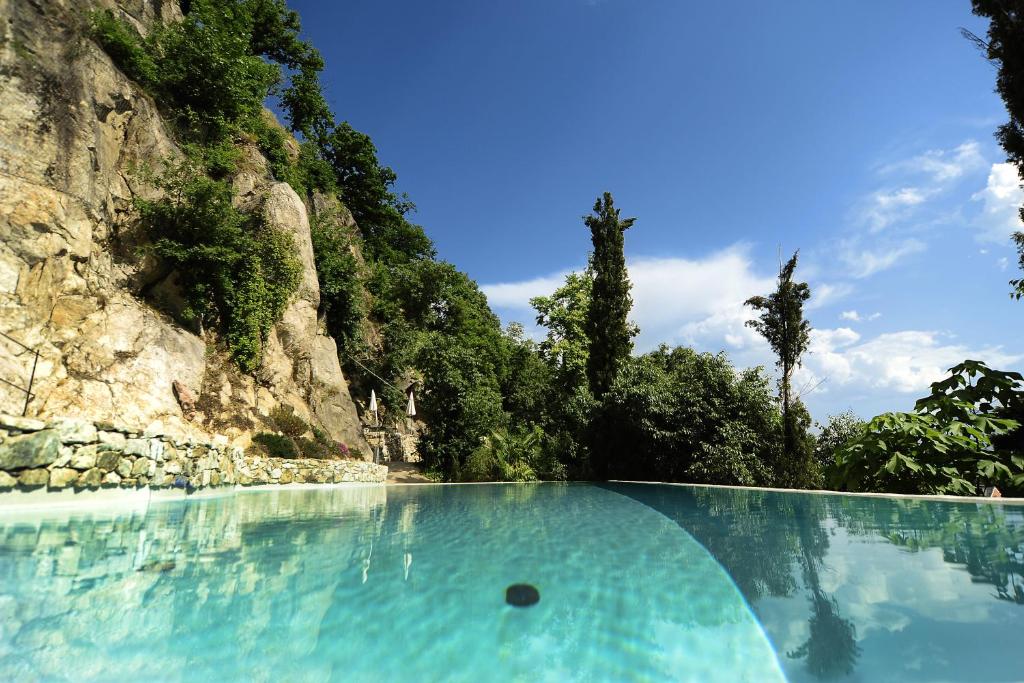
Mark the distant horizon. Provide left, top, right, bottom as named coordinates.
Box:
left=292, top=0, right=1024, bottom=421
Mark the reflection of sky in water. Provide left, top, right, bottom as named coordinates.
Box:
left=0, top=485, right=784, bottom=682
left=608, top=484, right=1024, bottom=683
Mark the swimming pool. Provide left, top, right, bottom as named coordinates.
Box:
left=0, top=483, right=1020, bottom=681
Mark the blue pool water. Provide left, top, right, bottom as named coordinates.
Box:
left=0, top=483, right=1022, bottom=682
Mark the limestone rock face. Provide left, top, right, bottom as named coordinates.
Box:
left=0, top=1, right=368, bottom=452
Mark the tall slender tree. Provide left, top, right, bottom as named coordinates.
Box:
left=965, top=1, right=1024, bottom=297
left=745, top=251, right=813, bottom=484
left=584, top=192, right=636, bottom=399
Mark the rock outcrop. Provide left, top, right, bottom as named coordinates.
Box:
left=0, top=0, right=370, bottom=453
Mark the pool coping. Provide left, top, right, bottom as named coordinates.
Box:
left=0, top=481, right=385, bottom=516
left=609, top=479, right=1024, bottom=505
left=1, top=478, right=1021, bottom=515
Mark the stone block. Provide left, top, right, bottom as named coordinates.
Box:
left=96, top=451, right=120, bottom=472
left=0, top=471, right=16, bottom=489
left=47, top=418, right=97, bottom=445
left=48, top=468, right=79, bottom=489
left=102, top=471, right=122, bottom=487
left=115, top=459, right=133, bottom=478
left=0, top=430, right=61, bottom=470
left=97, top=431, right=127, bottom=450
left=0, top=415, right=46, bottom=432
left=75, top=468, right=102, bottom=489
left=123, top=439, right=149, bottom=457
left=52, top=446, right=73, bottom=468
left=130, top=458, right=149, bottom=477
left=18, top=469, right=50, bottom=488
left=69, top=445, right=98, bottom=470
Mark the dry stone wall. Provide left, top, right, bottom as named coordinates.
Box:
left=0, top=414, right=386, bottom=493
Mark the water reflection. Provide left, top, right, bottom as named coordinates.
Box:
left=604, top=483, right=1024, bottom=682
left=0, top=484, right=785, bottom=682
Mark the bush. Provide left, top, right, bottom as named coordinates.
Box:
left=252, top=432, right=299, bottom=458
left=463, top=427, right=555, bottom=482
left=310, top=211, right=364, bottom=350
left=91, top=1, right=332, bottom=147
left=269, top=404, right=308, bottom=438
left=89, top=10, right=158, bottom=87
left=831, top=361, right=1024, bottom=495
left=135, top=158, right=302, bottom=372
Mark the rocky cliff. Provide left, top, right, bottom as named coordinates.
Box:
left=0, top=0, right=370, bottom=453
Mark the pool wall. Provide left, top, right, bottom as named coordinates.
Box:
left=0, top=413, right=387, bottom=497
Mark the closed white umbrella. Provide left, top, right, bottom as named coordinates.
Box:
left=369, top=390, right=378, bottom=423
left=406, top=390, right=416, bottom=417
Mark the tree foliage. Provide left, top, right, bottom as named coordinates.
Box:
left=745, top=251, right=815, bottom=487
left=310, top=210, right=365, bottom=352
left=599, top=346, right=783, bottom=485
left=814, top=411, right=866, bottom=473
left=967, top=1, right=1024, bottom=297
left=135, top=159, right=301, bottom=372
left=831, top=360, right=1024, bottom=495
left=584, top=193, right=636, bottom=400
left=531, top=269, right=594, bottom=391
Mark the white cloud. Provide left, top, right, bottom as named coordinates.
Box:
left=839, top=310, right=881, bottom=323
left=841, top=238, right=926, bottom=278
left=881, top=140, right=985, bottom=183
left=999, top=256, right=1010, bottom=271
left=972, top=162, right=1024, bottom=243
left=855, top=141, right=987, bottom=236
left=479, top=271, right=572, bottom=310
left=860, top=187, right=931, bottom=233
left=806, top=282, right=853, bottom=310
left=482, top=244, right=776, bottom=353
left=801, top=329, right=1020, bottom=395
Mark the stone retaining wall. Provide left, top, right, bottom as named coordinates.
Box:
left=0, top=414, right=387, bottom=493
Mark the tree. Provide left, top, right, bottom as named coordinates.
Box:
left=600, top=346, right=782, bottom=485
left=814, top=411, right=866, bottom=474
left=744, top=251, right=814, bottom=486
left=417, top=339, right=505, bottom=481
left=531, top=268, right=594, bottom=390
left=966, top=2, right=1024, bottom=297
left=583, top=193, right=636, bottom=400
left=830, top=360, right=1024, bottom=496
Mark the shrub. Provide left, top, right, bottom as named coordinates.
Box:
left=269, top=404, right=309, bottom=438
left=831, top=361, right=1024, bottom=495
left=135, top=158, right=301, bottom=372
left=252, top=432, right=299, bottom=458
left=89, top=10, right=158, bottom=87
left=310, top=211, right=364, bottom=351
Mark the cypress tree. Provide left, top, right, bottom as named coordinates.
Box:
left=584, top=192, right=636, bottom=399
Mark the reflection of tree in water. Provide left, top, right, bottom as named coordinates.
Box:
left=827, top=496, right=1024, bottom=605
left=788, top=501, right=860, bottom=679
left=603, top=484, right=860, bottom=680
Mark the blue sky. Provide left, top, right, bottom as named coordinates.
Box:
left=291, top=0, right=1024, bottom=421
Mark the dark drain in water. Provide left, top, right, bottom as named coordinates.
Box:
left=505, top=584, right=540, bottom=607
